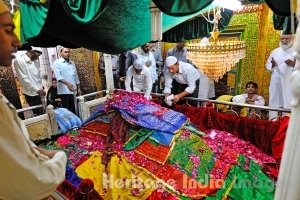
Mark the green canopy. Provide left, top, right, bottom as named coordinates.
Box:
left=19, top=0, right=290, bottom=54
left=19, top=0, right=215, bottom=54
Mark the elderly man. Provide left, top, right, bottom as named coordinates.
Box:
left=163, top=56, right=200, bottom=106
left=266, top=32, right=296, bottom=119
left=14, top=46, right=45, bottom=116
left=125, top=58, right=152, bottom=100
left=0, top=1, right=67, bottom=199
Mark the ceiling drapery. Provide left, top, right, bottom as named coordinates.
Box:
left=18, top=0, right=294, bottom=54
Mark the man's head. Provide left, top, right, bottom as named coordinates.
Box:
left=0, top=1, right=21, bottom=66
left=280, top=33, right=293, bottom=50
left=165, top=56, right=179, bottom=74
left=60, top=47, right=70, bottom=61
left=26, top=47, right=42, bottom=61
left=133, top=58, right=145, bottom=74
left=176, top=42, right=185, bottom=50
left=245, top=81, right=258, bottom=94
left=141, top=43, right=151, bottom=53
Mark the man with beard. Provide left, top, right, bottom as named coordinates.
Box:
left=0, top=1, right=67, bottom=199
left=135, top=43, right=157, bottom=91
left=166, top=41, right=193, bottom=64
left=53, top=47, right=81, bottom=114
left=266, top=32, right=296, bottom=120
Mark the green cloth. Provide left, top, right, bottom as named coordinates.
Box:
left=205, top=155, right=275, bottom=200
left=168, top=132, right=215, bottom=182
left=153, top=0, right=213, bottom=16
left=123, top=128, right=156, bottom=151
left=163, top=9, right=233, bottom=42
left=18, top=0, right=220, bottom=53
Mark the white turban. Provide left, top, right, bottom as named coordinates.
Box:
left=0, top=1, right=9, bottom=14
left=165, top=56, right=178, bottom=67
left=232, top=95, right=246, bottom=104
left=133, top=59, right=145, bottom=70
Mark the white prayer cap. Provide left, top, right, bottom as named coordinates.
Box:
left=133, top=59, right=144, bottom=70
left=0, top=1, right=9, bottom=14
left=232, top=95, right=245, bottom=104
left=32, top=47, right=42, bottom=54
left=165, top=56, right=178, bottom=67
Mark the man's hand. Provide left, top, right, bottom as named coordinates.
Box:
left=66, top=83, right=75, bottom=91
left=271, top=57, right=278, bottom=68
left=37, top=89, right=46, bottom=96
left=173, top=95, right=180, bottom=102
left=77, top=87, right=81, bottom=96
left=285, top=58, right=296, bottom=67
left=34, top=146, right=59, bottom=159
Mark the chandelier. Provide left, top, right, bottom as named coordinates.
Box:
left=186, top=8, right=246, bottom=81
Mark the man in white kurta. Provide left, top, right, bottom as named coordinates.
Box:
left=14, top=47, right=45, bottom=116
left=134, top=43, right=157, bottom=88
left=125, top=59, right=152, bottom=100
left=266, top=33, right=296, bottom=119
left=0, top=2, right=67, bottom=199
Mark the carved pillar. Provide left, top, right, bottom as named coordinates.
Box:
left=0, top=66, right=24, bottom=119
left=71, top=48, right=99, bottom=95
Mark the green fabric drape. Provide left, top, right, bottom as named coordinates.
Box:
left=60, top=0, right=106, bottom=23
left=163, top=9, right=233, bottom=42
left=247, top=0, right=265, bottom=3
left=19, top=0, right=48, bottom=44
left=19, top=0, right=215, bottom=54
left=273, top=14, right=298, bottom=34
left=205, top=156, right=275, bottom=200
left=265, top=0, right=291, bottom=16
left=153, top=0, right=213, bottom=16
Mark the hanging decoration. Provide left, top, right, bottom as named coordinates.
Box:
left=186, top=6, right=246, bottom=81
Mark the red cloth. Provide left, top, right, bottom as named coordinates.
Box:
left=272, top=116, right=289, bottom=162
left=174, top=105, right=280, bottom=156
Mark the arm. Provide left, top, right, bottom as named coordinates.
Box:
left=266, top=51, right=276, bottom=71
left=253, top=95, right=265, bottom=106
left=163, top=72, right=173, bottom=95
left=53, top=62, right=74, bottom=91
left=144, top=69, right=153, bottom=97
left=0, top=119, right=67, bottom=199
left=125, top=66, right=133, bottom=91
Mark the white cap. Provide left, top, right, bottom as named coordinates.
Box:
left=133, top=59, right=145, bottom=70
left=165, top=56, right=178, bottom=67
left=232, top=95, right=245, bottom=104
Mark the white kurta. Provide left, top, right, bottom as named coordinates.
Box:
left=14, top=54, right=43, bottom=96
left=266, top=47, right=294, bottom=119
left=0, top=93, right=67, bottom=200
left=125, top=65, right=152, bottom=97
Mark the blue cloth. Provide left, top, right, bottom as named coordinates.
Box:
left=55, top=108, right=82, bottom=134
left=65, top=166, right=82, bottom=188
left=114, top=102, right=186, bottom=134
left=150, top=131, right=174, bottom=146
left=84, top=93, right=187, bottom=134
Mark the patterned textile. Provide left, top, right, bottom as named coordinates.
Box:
left=168, top=130, right=215, bottom=181
left=104, top=91, right=187, bottom=134
left=205, top=155, right=275, bottom=200
left=76, top=151, right=155, bottom=200
left=55, top=108, right=82, bottom=134
left=175, top=105, right=280, bottom=156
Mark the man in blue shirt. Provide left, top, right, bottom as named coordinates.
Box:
left=53, top=47, right=81, bottom=114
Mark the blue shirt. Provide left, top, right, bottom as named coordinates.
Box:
left=53, top=58, right=80, bottom=95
